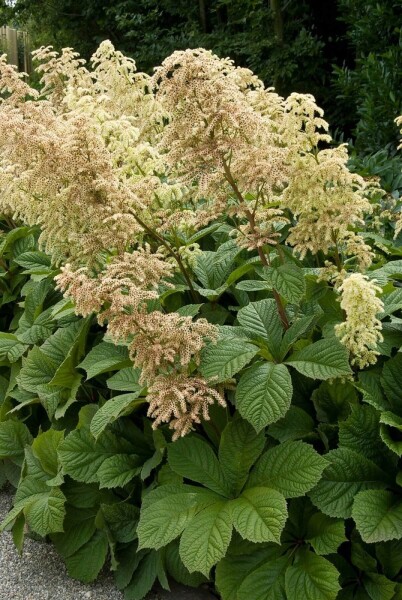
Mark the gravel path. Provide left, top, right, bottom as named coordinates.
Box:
left=0, top=487, right=217, bottom=600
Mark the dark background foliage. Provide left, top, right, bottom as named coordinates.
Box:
left=1, top=0, right=402, bottom=155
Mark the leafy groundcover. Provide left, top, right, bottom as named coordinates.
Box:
left=0, top=43, right=402, bottom=600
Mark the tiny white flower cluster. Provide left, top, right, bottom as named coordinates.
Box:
left=335, top=273, right=384, bottom=368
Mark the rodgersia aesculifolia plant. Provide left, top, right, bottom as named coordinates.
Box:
left=1, top=42, right=402, bottom=600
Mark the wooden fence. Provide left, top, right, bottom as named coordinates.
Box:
left=0, top=25, right=32, bottom=74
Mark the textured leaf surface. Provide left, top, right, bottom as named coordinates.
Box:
left=309, top=448, right=388, bottom=518
left=236, top=362, right=292, bottom=432
left=237, top=556, right=287, bottom=600
left=90, top=392, right=144, bottom=439
left=237, top=299, right=283, bottom=357
left=306, top=513, right=346, bottom=555
left=0, top=420, right=32, bottom=460
left=65, top=530, right=109, bottom=583
left=352, top=490, right=402, bottom=543
left=200, top=339, right=258, bottom=383
left=248, top=441, right=327, bottom=498
left=179, top=502, right=233, bottom=576
left=97, top=453, right=141, bottom=488
left=219, top=419, right=265, bottom=496
left=231, top=487, right=287, bottom=543
left=269, top=263, right=306, bottom=304
left=286, top=338, right=351, bottom=380
left=59, top=428, right=125, bottom=483
left=269, top=406, right=315, bottom=442
left=168, top=437, right=230, bottom=496
left=78, top=342, right=131, bottom=379
left=138, top=485, right=218, bottom=549
left=285, top=551, right=341, bottom=600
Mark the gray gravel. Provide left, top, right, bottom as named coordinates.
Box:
left=0, top=487, right=217, bottom=600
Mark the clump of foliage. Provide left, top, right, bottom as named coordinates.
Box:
left=1, top=43, right=402, bottom=600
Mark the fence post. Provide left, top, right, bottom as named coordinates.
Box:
left=0, top=25, right=32, bottom=74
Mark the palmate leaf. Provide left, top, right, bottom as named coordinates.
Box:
left=380, top=353, right=402, bottom=411
left=230, top=487, right=288, bottom=544
left=179, top=501, right=233, bottom=576
left=235, top=362, right=293, bottom=432
left=352, top=489, right=402, bottom=543
left=168, top=436, right=231, bottom=497
left=285, top=550, right=341, bottom=600
left=286, top=338, right=351, bottom=380
left=200, top=339, right=258, bottom=383
left=51, top=506, right=97, bottom=558
left=363, top=573, right=396, bottom=600
left=309, top=448, right=389, bottom=518
left=164, top=541, right=207, bottom=588
left=247, top=441, right=328, bottom=498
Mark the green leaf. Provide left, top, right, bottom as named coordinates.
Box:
left=137, top=485, right=218, bottom=550
left=216, top=544, right=279, bottom=600
left=200, top=339, right=258, bottom=383
left=219, top=419, right=265, bottom=496
left=90, top=392, right=144, bottom=439
left=65, top=530, right=109, bottom=583
left=97, top=454, right=141, bottom=488
left=168, top=437, right=230, bottom=497
left=364, top=573, right=396, bottom=600
left=237, top=556, right=287, bottom=600
left=14, top=250, right=52, bottom=273
left=124, top=550, right=159, bottom=600
left=164, top=541, right=207, bottom=588
left=376, top=539, right=402, bottom=578
left=237, top=299, right=283, bottom=358
left=58, top=428, right=128, bottom=483
left=179, top=501, right=233, bottom=576
left=269, top=406, right=315, bottom=442
left=248, top=441, right=327, bottom=498
left=24, top=485, right=66, bottom=537
left=51, top=506, right=97, bottom=558
left=381, top=288, right=402, bottom=317
left=18, top=346, right=58, bottom=392
left=231, top=487, right=287, bottom=543
left=101, top=503, right=139, bottom=544
left=235, top=280, right=272, bottom=291
left=306, top=513, right=346, bottom=555
left=0, top=333, right=27, bottom=363
left=32, top=429, right=64, bottom=477
left=286, top=338, right=351, bottom=380
left=309, top=448, right=389, bottom=518
left=380, top=411, right=402, bottom=457
left=106, top=367, right=142, bottom=392
left=352, top=490, right=402, bottom=543
left=339, top=405, right=392, bottom=465
left=236, top=363, right=293, bottom=432
left=78, top=342, right=131, bottom=379
left=380, top=353, right=402, bottom=411
left=285, top=550, right=341, bottom=600
left=279, top=315, right=316, bottom=360
left=0, top=420, right=32, bottom=461
left=268, top=263, right=306, bottom=304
